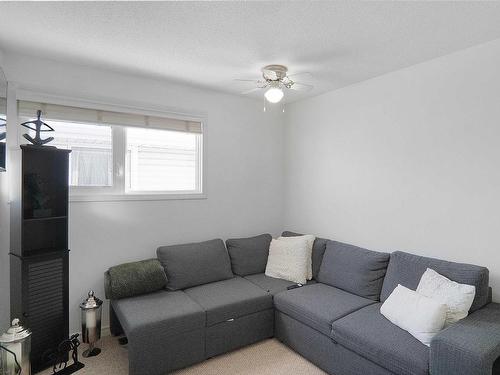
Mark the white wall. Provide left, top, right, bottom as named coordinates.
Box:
left=284, top=38, right=500, bottom=302
left=0, top=52, right=285, bottom=332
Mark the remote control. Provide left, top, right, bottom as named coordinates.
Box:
left=287, top=283, right=303, bottom=290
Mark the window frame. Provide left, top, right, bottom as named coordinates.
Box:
left=16, top=90, right=207, bottom=202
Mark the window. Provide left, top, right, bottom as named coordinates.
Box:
left=18, top=100, right=204, bottom=200
left=126, top=127, right=200, bottom=192
left=46, top=121, right=113, bottom=187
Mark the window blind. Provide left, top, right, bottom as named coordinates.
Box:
left=18, top=100, right=202, bottom=134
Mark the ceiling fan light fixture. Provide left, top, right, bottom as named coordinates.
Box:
left=264, top=87, right=284, bottom=103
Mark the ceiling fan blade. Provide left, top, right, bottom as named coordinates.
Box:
left=287, top=72, right=314, bottom=81
left=234, top=78, right=268, bottom=88
left=234, top=79, right=260, bottom=83
left=240, top=87, right=262, bottom=95
left=288, top=82, right=314, bottom=91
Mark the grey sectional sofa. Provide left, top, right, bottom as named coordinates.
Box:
left=104, top=232, right=500, bottom=375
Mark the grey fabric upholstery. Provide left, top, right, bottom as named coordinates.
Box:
left=104, top=259, right=167, bottom=300
left=331, top=303, right=429, bottom=375
left=109, top=304, right=123, bottom=336
left=381, top=251, right=489, bottom=312
left=318, top=240, right=389, bottom=301
left=206, top=309, right=274, bottom=357
left=275, top=311, right=393, bottom=375
left=273, top=283, right=375, bottom=336
left=184, top=276, right=273, bottom=326
left=128, top=329, right=205, bottom=375
left=430, top=302, right=500, bottom=375
left=281, top=231, right=328, bottom=279
left=226, top=234, right=272, bottom=276
left=112, top=291, right=206, bottom=375
left=157, top=239, right=233, bottom=290
left=244, top=273, right=316, bottom=295
left=111, top=290, right=205, bottom=336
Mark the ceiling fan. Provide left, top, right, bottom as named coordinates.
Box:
left=235, top=65, right=314, bottom=104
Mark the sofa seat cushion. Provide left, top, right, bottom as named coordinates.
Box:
left=244, top=273, right=316, bottom=295
left=111, top=290, right=205, bottom=337
left=184, top=276, right=273, bottom=326
left=273, top=283, right=375, bottom=336
left=331, top=303, right=429, bottom=375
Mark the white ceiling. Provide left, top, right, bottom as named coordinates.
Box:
left=1, top=1, right=500, bottom=102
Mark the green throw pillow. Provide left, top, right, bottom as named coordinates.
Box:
left=104, top=259, right=168, bottom=300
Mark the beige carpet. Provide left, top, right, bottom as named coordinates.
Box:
left=37, top=335, right=327, bottom=375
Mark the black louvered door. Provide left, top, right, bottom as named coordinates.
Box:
left=10, top=145, right=71, bottom=373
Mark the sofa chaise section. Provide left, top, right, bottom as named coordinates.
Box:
left=111, top=290, right=206, bottom=375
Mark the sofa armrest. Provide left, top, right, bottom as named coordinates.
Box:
left=430, top=303, right=500, bottom=375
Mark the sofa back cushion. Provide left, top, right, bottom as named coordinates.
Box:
left=381, top=251, right=489, bottom=312
left=281, top=231, right=328, bottom=279
left=157, top=239, right=233, bottom=290
left=226, top=234, right=272, bottom=276
left=318, top=240, right=390, bottom=300
left=104, top=258, right=168, bottom=300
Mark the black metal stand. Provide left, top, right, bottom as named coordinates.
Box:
left=52, top=362, right=85, bottom=375
left=51, top=334, right=84, bottom=375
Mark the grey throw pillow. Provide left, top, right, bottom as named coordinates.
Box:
left=157, top=238, right=233, bottom=290
left=318, top=240, right=390, bottom=301
left=226, top=234, right=272, bottom=276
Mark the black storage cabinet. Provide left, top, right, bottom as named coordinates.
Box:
left=10, top=145, right=71, bottom=372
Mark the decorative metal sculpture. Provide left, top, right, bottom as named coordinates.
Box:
left=21, top=110, right=54, bottom=146
left=49, top=334, right=84, bottom=375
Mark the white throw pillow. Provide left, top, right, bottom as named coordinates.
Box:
left=380, top=284, right=447, bottom=346
left=278, top=234, right=315, bottom=280
left=265, top=237, right=309, bottom=284
left=416, top=268, right=476, bottom=327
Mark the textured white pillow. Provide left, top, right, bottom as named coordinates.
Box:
left=416, top=268, right=476, bottom=327
left=380, top=284, right=447, bottom=346
left=265, top=237, right=309, bottom=284
left=278, top=234, right=315, bottom=280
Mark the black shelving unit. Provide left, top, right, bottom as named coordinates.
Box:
left=10, top=144, right=71, bottom=372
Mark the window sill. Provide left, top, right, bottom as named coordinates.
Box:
left=69, top=192, right=207, bottom=202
